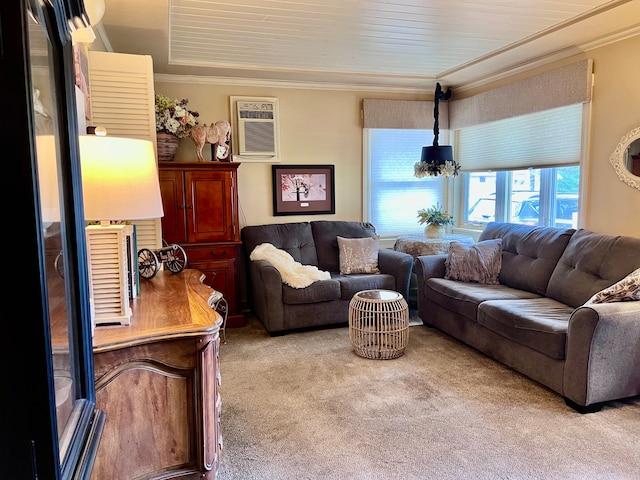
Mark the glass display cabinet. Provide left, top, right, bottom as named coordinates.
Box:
left=1, top=0, right=104, bottom=478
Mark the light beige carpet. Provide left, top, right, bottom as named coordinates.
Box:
left=217, top=316, right=640, bottom=480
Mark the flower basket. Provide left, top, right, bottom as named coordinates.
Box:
left=157, top=132, right=180, bottom=162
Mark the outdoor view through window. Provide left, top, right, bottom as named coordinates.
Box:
left=465, top=166, right=580, bottom=228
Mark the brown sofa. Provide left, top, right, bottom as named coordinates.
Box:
left=242, top=221, right=414, bottom=335
left=416, top=222, right=640, bottom=413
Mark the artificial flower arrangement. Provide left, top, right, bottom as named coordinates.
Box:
left=155, top=94, right=200, bottom=138
left=414, top=159, right=461, bottom=178
left=417, top=203, right=454, bottom=226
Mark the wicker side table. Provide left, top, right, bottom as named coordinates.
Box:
left=349, top=289, right=409, bottom=359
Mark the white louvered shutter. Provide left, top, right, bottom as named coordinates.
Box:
left=88, top=51, right=162, bottom=250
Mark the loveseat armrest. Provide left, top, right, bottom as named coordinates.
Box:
left=563, top=301, right=640, bottom=409
left=414, top=254, right=447, bottom=281
left=248, top=259, right=286, bottom=332
left=378, top=248, right=414, bottom=300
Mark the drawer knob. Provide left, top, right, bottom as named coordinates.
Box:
left=210, top=250, right=227, bottom=256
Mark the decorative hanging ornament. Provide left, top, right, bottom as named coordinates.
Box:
left=415, top=83, right=460, bottom=178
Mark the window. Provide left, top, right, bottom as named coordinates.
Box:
left=457, top=104, right=585, bottom=229
left=464, top=166, right=580, bottom=228
left=365, top=129, right=447, bottom=237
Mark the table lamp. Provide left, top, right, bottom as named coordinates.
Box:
left=80, top=133, right=164, bottom=325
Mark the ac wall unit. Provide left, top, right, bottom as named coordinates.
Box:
left=236, top=98, right=278, bottom=157
left=85, top=224, right=134, bottom=326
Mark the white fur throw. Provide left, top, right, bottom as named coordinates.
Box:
left=250, top=243, right=331, bottom=289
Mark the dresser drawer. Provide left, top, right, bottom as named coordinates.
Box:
left=185, top=245, right=237, bottom=263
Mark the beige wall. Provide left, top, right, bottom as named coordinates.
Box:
left=583, top=35, right=640, bottom=236
left=154, top=81, right=425, bottom=230
left=155, top=34, right=640, bottom=237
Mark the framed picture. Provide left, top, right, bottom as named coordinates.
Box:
left=272, top=164, right=335, bottom=216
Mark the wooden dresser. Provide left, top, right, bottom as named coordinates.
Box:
left=158, top=161, right=245, bottom=327
left=86, top=270, right=223, bottom=479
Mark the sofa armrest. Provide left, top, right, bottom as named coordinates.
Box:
left=414, top=255, right=447, bottom=323
left=414, top=254, right=447, bottom=281
left=378, top=248, right=414, bottom=301
left=563, top=302, right=640, bottom=408
left=248, top=259, right=285, bottom=332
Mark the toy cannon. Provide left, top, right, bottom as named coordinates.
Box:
left=138, top=241, right=188, bottom=280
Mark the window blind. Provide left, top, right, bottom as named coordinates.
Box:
left=367, top=129, right=445, bottom=236
left=456, top=104, right=583, bottom=172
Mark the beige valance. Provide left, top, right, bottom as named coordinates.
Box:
left=362, top=99, right=448, bottom=130
left=362, top=59, right=592, bottom=131
left=450, top=59, right=593, bottom=129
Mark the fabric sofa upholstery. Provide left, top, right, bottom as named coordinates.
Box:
left=242, top=221, right=414, bottom=335
left=416, top=222, right=640, bottom=412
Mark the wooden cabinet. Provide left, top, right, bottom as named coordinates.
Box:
left=88, top=270, right=223, bottom=479
left=159, top=162, right=245, bottom=326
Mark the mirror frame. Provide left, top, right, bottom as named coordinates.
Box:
left=609, top=126, right=640, bottom=191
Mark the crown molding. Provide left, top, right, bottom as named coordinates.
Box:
left=447, top=26, right=640, bottom=95
left=152, top=73, right=429, bottom=94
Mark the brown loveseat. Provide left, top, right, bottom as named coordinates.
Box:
left=242, top=221, right=414, bottom=335
left=416, top=222, right=640, bottom=413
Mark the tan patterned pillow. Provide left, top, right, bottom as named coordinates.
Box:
left=445, top=239, right=502, bottom=285
left=337, top=236, right=380, bottom=274
left=584, top=268, right=640, bottom=304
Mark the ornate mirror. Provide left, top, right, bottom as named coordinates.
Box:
left=610, top=126, right=640, bottom=191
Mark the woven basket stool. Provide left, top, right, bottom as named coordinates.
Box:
left=348, top=289, right=409, bottom=360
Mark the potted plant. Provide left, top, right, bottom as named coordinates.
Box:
left=417, top=203, right=454, bottom=238
left=155, top=94, right=199, bottom=161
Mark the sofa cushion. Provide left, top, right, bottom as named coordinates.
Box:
left=479, top=222, right=575, bottom=295
left=333, top=273, right=396, bottom=300
left=547, top=229, right=640, bottom=308
left=424, top=278, right=543, bottom=322
left=444, top=239, right=502, bottom=284
left=477, top=298, right=573, bottom=360
left=311, top=221, right=378, bottom=272
left=584, top=268, right=640, bottom=304
left=337, top=236, right=380, bottom=274
left=282, top=279, right=341, bottom=305
left=242, top=222, right=319, bottom=266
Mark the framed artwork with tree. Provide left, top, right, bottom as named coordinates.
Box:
left=272, top=164, right=335, bottom=215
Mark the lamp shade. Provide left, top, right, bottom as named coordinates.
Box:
left=421, top=145, right=453, bottom=164
left=80, top=135, right=164, bottom=222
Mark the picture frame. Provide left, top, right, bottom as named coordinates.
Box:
left=272, top=164, right=335, bottom=216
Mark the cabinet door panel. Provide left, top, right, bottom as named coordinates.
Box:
left=92, top=359, right=197, bottom=479
left=159, top=170, right=187, bottom=244
left=186, top=171, right=234, bottom=243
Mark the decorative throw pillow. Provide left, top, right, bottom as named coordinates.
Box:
left=445, top=239, right=502, bottom=285
left=337, top=236, right=380, bottom=274
left=584, top=268, right=640, bottom=304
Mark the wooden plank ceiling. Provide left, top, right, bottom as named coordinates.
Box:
left=100, top=0, right=640, bottom=90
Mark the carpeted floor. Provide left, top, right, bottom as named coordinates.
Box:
left=217, top=315, right=640, bottom=480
